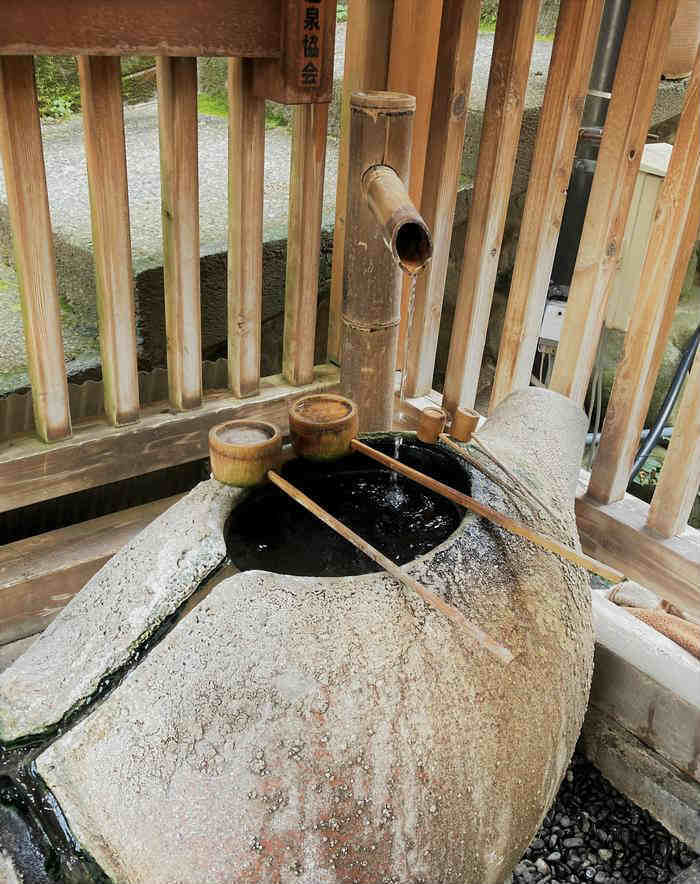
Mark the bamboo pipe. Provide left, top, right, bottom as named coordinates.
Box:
left=362, top=164, right=432, bottom=275
left=267, top=469, right=513, bottom=664
left=349, top=439, right=624, bottom=583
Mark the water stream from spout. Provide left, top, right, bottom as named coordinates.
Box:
left=398, top=273, right=418, bottom=405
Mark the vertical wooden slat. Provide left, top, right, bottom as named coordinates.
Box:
left=489, top=0, right=605, bottom=411
left=588, top=47, right=700, bottom=505
left=401, top=0, right=481, bottom=398
left=549, top=0, right=679, bottom=405
left=0, top=56, right=71, bottom=442
left=227, top=58, right=265, bottom=398
left=441, top=0, right=539, bottom=417
left=79, top=56, right=139, bottom=426
left=156, top=56, right=202, bottom=411
left=327, top=0, right=395, bottom=363
left=283, top=103, right=329, bottom=386
left=387, top=0, right=443, bottom=366
left=647, top=346, right=700, bottom=538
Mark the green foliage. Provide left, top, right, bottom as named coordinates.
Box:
left=337, top=2, right=348, bottom=22
left=635, top=454, right=664, bottom=488
left=264, top=103, right=290, bottom=129
left=34, top=56, right=81, bottom=119
left=197, top=92, right=229, bottom=117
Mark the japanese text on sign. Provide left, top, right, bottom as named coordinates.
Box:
left=298, top=0, right=323, bottom=87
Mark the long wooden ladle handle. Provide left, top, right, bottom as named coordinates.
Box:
left=267, top=470, right=514, bottom=664
left=349, top=439, right=624, bottom=584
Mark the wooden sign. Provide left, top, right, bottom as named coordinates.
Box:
left=252, top=0, right=336, bottom=103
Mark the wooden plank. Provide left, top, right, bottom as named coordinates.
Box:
left=401, top=0, right=481, bottom=398
left=157, top=56, right=202, bottom=411
left=79, top=56, right=140, bottom=426
left=387, top=0, right=443, bottom=368
left=0, top=0, right=282, bottom=57
left=587, top=48, right=700, bottom=504
left=441, top=0, right=539, bottom=417
left=0, top=56, right=71, bottom=443
left=489, top=0, right=605, bottom=411
left=647, top=345, right=700, bottom=537
left=0, top=495, right=182, bottom=644
left=227, top=58, right=266, bottom=398
left=283, top=103, right=329, bottom=386
left=0, top=364, right=340, bottom=513
left=252, top=0, right=336, bottom=104
left=575, top=472, right=700, bottom=620
left=327, top=0, right=395, bottom=363
left=550, top=0, right=679, bottom=405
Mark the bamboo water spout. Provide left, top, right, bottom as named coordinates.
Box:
left=340, top=91, right=433, bottom=432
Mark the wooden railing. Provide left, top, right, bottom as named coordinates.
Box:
left=327, top=0, right=700, bottom=617
left=1, top=0, right=699, bottom=641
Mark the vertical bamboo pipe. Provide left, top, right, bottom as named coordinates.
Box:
left=341, top=91, right=431, bottom=432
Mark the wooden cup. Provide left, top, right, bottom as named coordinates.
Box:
left=208, top=419, right=282, bottom=486
left=450, top=407, right=480, bottom=443
left=417, top=406, right=447, bottom=444
left=289, top=393, right=359, bottom=461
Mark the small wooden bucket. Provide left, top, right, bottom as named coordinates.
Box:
left=289, top=394, right=359, bottom=461
left=208, top=420, right=282, bottom=486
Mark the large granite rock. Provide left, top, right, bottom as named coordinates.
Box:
left=0, top=479, right=243, bottom=742
left=35, top=388, right=594, bottom=884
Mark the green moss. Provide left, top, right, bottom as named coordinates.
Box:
left=197, top=92, right=229, bottom=117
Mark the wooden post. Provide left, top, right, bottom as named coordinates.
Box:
left=549, top=0, right=680, bottom=404
left=227, top=58, right=265, bottom=398
left=441, top=0, right=539, bottom=417
left=402, top=0, right=481, bottom=398
left=79, top=56, right=140, bottom=426
left=489, top=0, right=605, bottom=410
left=327, top=0, right=395, bottom=364
left=157, top=56, right=202, bottom=411
left=340, top=92, right=415, bottom=432
left=647, top=346, right=700, bottom=538
left=387, top=0, right=443, bottom=368
left=0, top=56, right=71, bottom=442
left=283, top=103, right=329, bottom=386
left=587, top=46, right=700, bottom=504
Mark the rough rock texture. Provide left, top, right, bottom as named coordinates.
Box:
left=0, top=480, right=243, bottom=742
left=38, top=389, right=594, bottom=884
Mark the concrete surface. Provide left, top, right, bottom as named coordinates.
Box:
left=36, top=388, right=593, bottom=884
left=0, top=479, right=243, bottom=742
left=582, top=707, right=700, bottom=852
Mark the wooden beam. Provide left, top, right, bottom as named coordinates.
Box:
left=283, top=103, right=329, bottom=386
left=0, top=56, right=71, bottom=443
left=441, top=0, right=539, bottom=416
left=79, top=56, right=140, bottom=426
left=550, top=0, right=679, bottom=405
left=575, top=472, right=700, bottom=620
left=0, top=364, right=340, bottom=514
left=489, top=0, right=605, bottom=410
left=0, top=0, right=282, bottom=57
left=587, top=47, right=700, bottom=504
left=647, top=345, right=700, bottom=538
left=327, top=0, right=394, bottom=363
left=387, top=0, right=443, bottom=369
left=157, top=56, right=202, bottom=411
left=227, top=58, right=265, bottom=398
left=402, top=0, right=481, bottom=398
left=0, top=496, right=182, bottom=645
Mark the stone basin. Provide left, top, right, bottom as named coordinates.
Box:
left=0, top=388, right=593, bottom=883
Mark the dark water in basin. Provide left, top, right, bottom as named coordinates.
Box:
left=225, top=434, right=471, bottom=577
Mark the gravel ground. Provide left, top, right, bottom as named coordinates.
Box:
left=514, top=752, right=697, bottom=884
